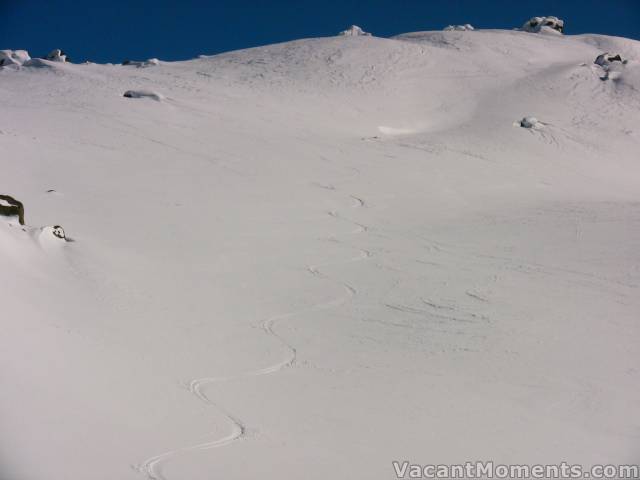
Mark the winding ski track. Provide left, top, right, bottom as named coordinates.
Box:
left=136, top=190, right=371, bottom=480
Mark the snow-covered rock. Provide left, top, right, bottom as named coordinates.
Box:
left=517, top=116, right=544, bottom=129
left=338, top=25, right=371, bottom=37
left=521, top=16, right=564, bottom=34
left=594, top=52, right=628, bottom=81
left=45, top=49, right=68, bottom=62
left=444, top=24, right=474, bottom=31
left=122, top=58, right=160, bottom=68
left=37, top=225, right=68, bottom=249
left=51, top=225, right=66, bottom=240
left=0, top=49, right=31, bottom=67
left=123, top=89, right=165, bottom=101
left=594, top=52, right=627, bottom=68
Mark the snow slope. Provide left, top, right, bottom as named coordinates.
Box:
left=1, top=29, right=639, bottom=480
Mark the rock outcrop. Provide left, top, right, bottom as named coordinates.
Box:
left=0, top=195, right=25, bottom=225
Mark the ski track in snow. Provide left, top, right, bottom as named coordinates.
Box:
left=5, top=29, right=639, bottom=480
left=136, top=189, right=370, bottom=480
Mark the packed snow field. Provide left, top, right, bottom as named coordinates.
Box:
left=1, top=24, right=639, bottom=480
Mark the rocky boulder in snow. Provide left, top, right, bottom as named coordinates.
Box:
left=45, top=49, right=68, bottom=62
left=517, top=116, right=545, bottom=129
left=594, top=52, right=628, bottom=81
left=0, top=195, right=25, bottom=225
left=444, top=24, right=474, bottom=31
left=594, top=52, right=628, bottom=68
left=37, top=225, right=70, bottom=247
left=51, top=225, right=66, bottom=240
left=338, top=25, right=371, bottom=37
left=123, top=90, right=165, bottom=101
left=521, top=16, right=564, bottom=34
left=0, top=49, right=31, bottom=67
left=122, top=58, right=160, bottom=68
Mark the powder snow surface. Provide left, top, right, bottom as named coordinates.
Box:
left=1, top=29, right=640, bottom=480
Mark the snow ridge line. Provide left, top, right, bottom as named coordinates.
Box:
left=136, top=191, right=370, bottom=480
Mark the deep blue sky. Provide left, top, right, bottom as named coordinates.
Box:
left=1, top=0, right=639, bottom=63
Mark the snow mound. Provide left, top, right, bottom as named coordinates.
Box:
left=123, top=90, right=165, bottom=101
left=45, top=49, right=68, bottom=62
left=338, top=25, right=371, bottom=37
left=0, top=49, right=31, bottom=67
left=516, top=116, right=544, bottom=129
left=443, top=24, right=474, bottom=31
left=122, top=58, right=160, bottom=68
left=521, top=16, right=564, bottom=34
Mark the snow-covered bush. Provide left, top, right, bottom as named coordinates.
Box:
left=521, top=16, right=564, bottom=34
left=338, top=25, right=371, bottom=37
left=0, top=49, right=31, bottom=67
left=0, top=195, right=25, bottom=225
left=444, top=24, right=474, bottom=31
left=45, top=49, right=68, bottom=62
